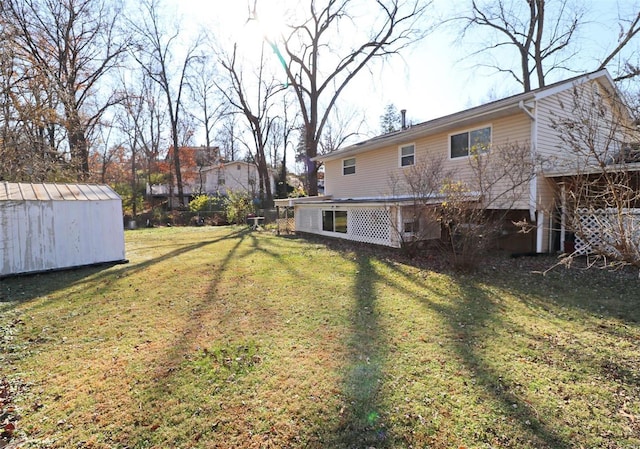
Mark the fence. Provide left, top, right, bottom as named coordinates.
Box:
left=574, top=208, right=640, bottom=256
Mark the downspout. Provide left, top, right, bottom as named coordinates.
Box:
left=560, top=183, right=566, bottom=253
left=518, top=100, right=537, bottom=222
left=395, top=204, right=402, bottom=248
left=519, top=99, right=542, bottom=252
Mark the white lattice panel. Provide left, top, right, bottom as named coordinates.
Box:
left=574, top=208, right=640, bottom=256
left=348, top=208, right=392, bottom=245
left=276, top=218, right=295, bottom=233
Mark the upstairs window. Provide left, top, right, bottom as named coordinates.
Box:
left=450, top=126, right=491, bottom=158
left=343, top=157, right=356, bottom=175
left=399, top=144, right=415, bottom=167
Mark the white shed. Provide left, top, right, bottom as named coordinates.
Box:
left=0, top=182, right=126, bottom=277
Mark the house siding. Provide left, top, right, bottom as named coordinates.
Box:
left=535, top=79, right=633, bottom=215
left=203, top=162, right=275, bottom=196
left=295, top=203, right=399, bottom=247
left=325, top=112, right=533, bottom=210
left=537, top=80, right=627, bottom=172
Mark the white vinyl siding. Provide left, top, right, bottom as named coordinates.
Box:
left=324, top=113, right=532, bottom=206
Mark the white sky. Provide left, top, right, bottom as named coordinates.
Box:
left=167, top=0, right=639, bottom=166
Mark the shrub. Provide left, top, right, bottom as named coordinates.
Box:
left=189, top=194, right=223, bottom=212
left=224, top=191, right=254, bottom=224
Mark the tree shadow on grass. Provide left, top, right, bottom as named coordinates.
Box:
left=0, top=227, right=250, bottom=312
left=373, top=258, right=574, bottom=448
left=110, top=227, right=257, bottom=446
left=434, top=282, right=572, bottom=448
left=320, top=252, right=391, bottom=448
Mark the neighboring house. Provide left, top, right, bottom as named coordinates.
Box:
left=202, top=160, right=276, bottom=198
left=279, top=69, right=639, bottom=253
left=146, top=145, right=276, bottom=205
left=147, top=146, right=219, bottom=206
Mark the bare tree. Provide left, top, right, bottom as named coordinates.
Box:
left=455, top=0, right=640, bottom=91
left=190, top=55, right=227, bottom=155
left=272, top=0, right=430, bottom=196
left=389, top=140, right=535, bottom=267
left=387, top=157, right=449, bottom=257
left=455, top=0, right=583, bottom=92
left=130, top=0, right=202, bottom=207
left=4, top=0, right=128, bottom=180
left=436, top=142, right=535, bottom=268
left=216, top=114, right=241, bottom=162
left=550, top=84, right=640, bottom=269
left=214, top=43, right=282, bottom=206
left=597, top=8, right=640, bottom=82
left=268, top=93, right=299, bottom=198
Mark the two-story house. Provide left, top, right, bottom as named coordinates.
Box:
left=280, top=69, right=639, bottom=254
left=202, top=160, right=276, bottom=198
left=147, top=146, right=276, bottom=206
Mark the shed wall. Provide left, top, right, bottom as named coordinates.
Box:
left=1, top=198, right=125, bottom=276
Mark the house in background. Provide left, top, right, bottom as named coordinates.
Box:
left=146, top=146, right=275, bottom=206
left=202, top=160, right=276, bottom=198
left=146, top=146, right=219, bottom=206
left=282, top=69, right=639, bottom=254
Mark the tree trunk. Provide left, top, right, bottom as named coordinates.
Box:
left=305, top=125, right=319, bottom=197
left=67, top=116, right=90, bottom=181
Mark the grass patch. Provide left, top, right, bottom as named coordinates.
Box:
left=0, top=226, right=639, bottom=448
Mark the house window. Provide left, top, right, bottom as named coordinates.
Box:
left=399, top=144, right=415, bottom=167
left=322, top=210, right=347, bottom=233
left=343, top=158, right=356, bottom=175
left=404, top=219, right=419, bottom=234
left=450, top=126, right=491, bottom=158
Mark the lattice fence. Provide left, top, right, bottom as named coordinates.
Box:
left=276, top=218, right=295, bottom=234
left=348, top=208, right=392, bottom=245
left=574, top=208, right=640, bottom=256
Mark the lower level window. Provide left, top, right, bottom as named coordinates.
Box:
left=322, top=210, right=347, bottom=233
left=404, top=219, right=419, bottom=234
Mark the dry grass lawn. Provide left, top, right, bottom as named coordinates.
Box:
left=1, top=226, right=639, bottom=448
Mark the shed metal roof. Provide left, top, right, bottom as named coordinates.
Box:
left=0, top=182, right=120, bottom=201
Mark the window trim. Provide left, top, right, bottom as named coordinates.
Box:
left=403, top=218, right=419, bottom=235
left=449, top=125, right=492, bottom=159
left=322, top=209, right=348, bottom=233
left=399, top=143, right=416, bottom=167
left=342, top=157, right=356, bottom=175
